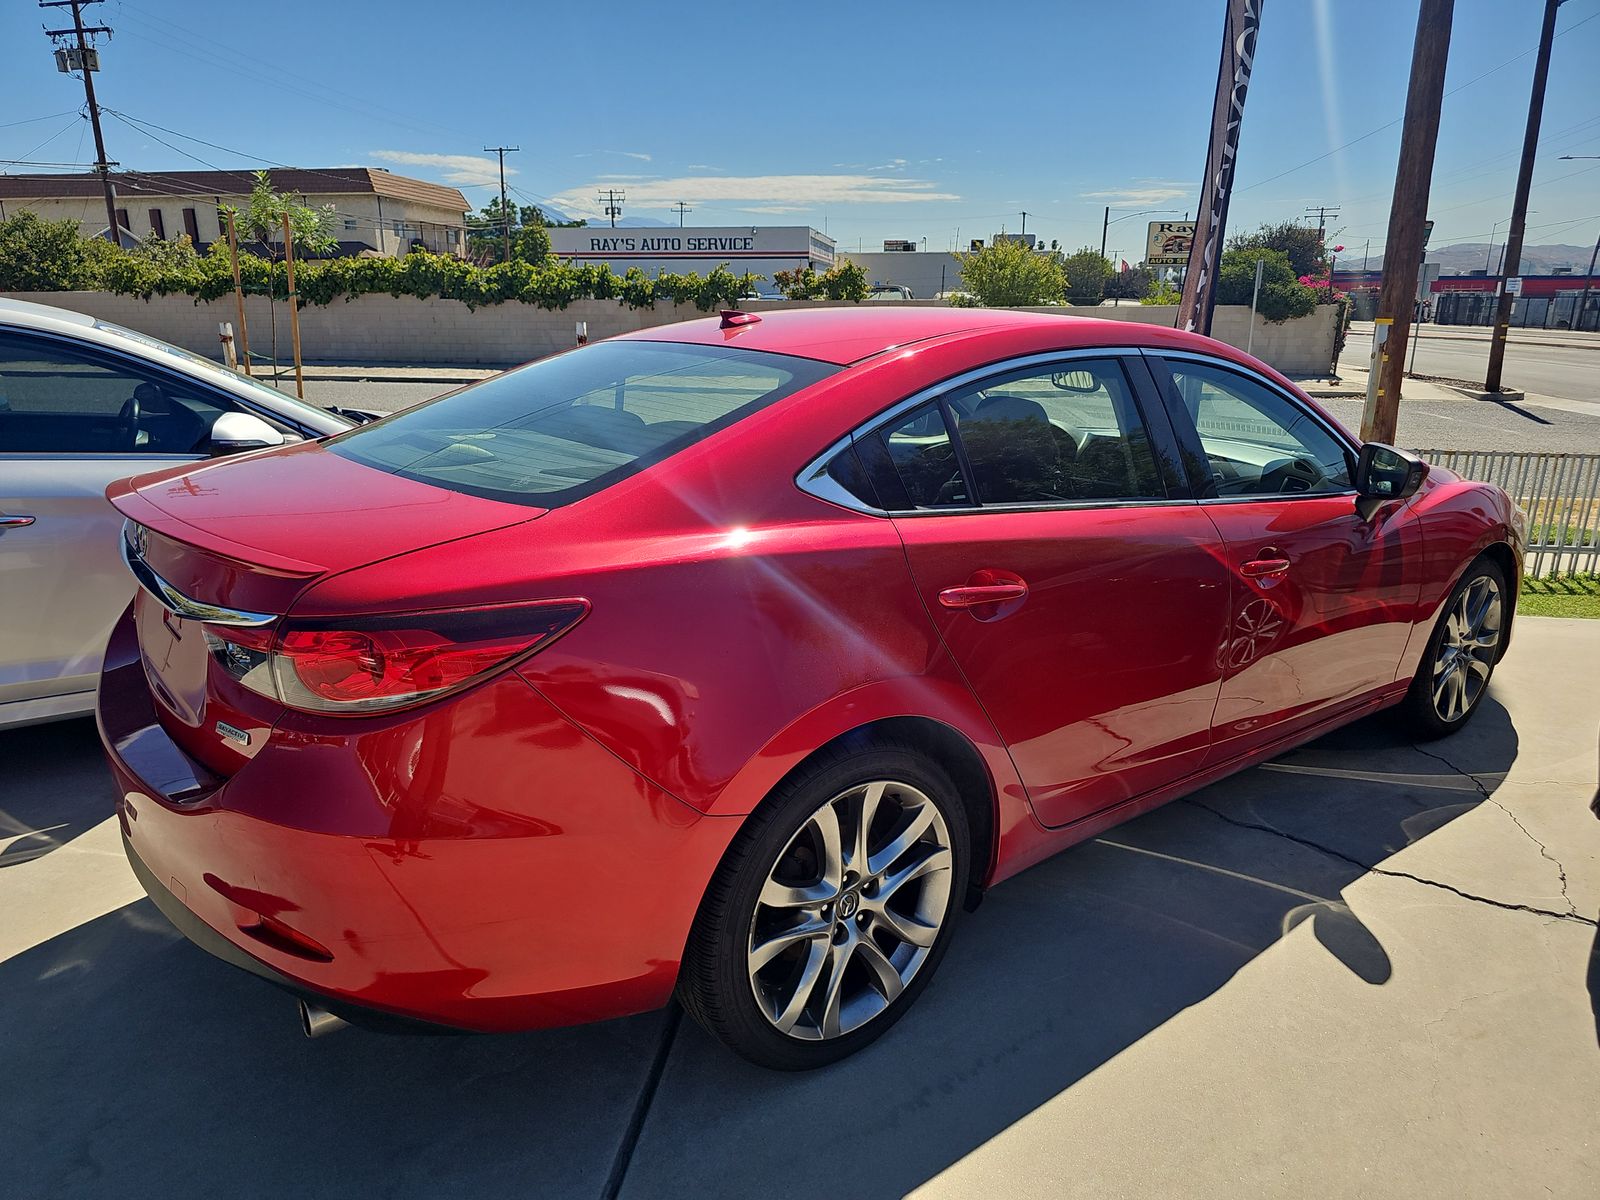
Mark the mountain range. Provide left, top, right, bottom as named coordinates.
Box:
left=1425, top=242, right=1595, bottom=276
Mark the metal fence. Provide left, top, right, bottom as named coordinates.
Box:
left=1413, top=450, right=1600, bottom=576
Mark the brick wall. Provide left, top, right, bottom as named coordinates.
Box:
left=2, top=292, right=1339, bottom=376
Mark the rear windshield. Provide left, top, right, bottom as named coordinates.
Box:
left=327, top=340, right=835, bottom=506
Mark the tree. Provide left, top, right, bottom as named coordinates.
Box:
left=228, top=170, right=338, bottom=258
left=956, top=238, right=1067, bottom=306
left=1062, top=247, right=1111, bottom=306
left=1228, top=221, right=1327, bottom=279
left=1215, top=247, right=1317, bottom=322
left=1105, top=262, right=1155, bottom=301
left=467, top=200, right=582, bottom=265
left=0, top=210, right=95, bottom=290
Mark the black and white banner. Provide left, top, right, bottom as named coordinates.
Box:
left=1177, top=0, right=1264, bottom=336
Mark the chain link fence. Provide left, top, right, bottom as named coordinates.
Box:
left=1414, top=450, right=1600, bottom=577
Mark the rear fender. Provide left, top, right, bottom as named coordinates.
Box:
left=704, top=670, right=1039, bottom=883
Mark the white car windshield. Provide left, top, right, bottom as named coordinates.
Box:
left=93, top=319, right=346, bottom=429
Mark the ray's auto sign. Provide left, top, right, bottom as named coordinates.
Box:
left=1146, top=221, right=1196, bottom=268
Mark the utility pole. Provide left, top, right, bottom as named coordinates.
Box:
left=672, top=201, right=692, bottom=227
left=1573, top=225, right=1599, bottom=333
left=1362, top=238, right=1370, bottom=271
left=1362, top=0, right=1454, bottom=445
left=483, top=145, right=518, bottom=263
left=1304, top=205, right=1340, bottom=240
left=597, top=189, right=625, bottom=228
left=41, top=0, right=117, bottom=244
left=1019, top=211, right=1029, bottom=240
left=1485, top=0, right=1562, bottom=393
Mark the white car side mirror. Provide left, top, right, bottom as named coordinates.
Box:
left=209, top=412, right=286, bottom=456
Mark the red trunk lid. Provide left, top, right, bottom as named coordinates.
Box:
left=107, top=440, right=543, bottom=777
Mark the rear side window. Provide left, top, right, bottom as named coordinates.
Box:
left=328, top=340, right=835, bottom=506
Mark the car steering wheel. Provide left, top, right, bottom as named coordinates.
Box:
left=116, top=390, right=142, bottom=449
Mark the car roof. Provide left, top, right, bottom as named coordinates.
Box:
left=615, top=305, right=1217, bottom=366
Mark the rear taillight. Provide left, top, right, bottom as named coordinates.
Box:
left=204, top=600, right=588, bottom=715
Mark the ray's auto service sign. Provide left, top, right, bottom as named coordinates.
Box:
left=1146, top=221, right=1196, bottom=267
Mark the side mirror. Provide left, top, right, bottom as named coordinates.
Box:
left=1354, top=442, right=1427, bottom=520
left=209, top=411, right=285, bottom=456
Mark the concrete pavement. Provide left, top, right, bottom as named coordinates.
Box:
left=2, top=619, right=1596, bottom=1198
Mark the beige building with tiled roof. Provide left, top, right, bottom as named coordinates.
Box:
left=0, top=168, right=472, bottom=258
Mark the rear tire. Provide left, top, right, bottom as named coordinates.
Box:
left=1400, top=557, right=1508, bottom=739
left=679, top=742, right=969, bottom=1070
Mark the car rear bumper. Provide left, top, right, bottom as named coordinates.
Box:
left=98, top=606, right=740, bottom=1033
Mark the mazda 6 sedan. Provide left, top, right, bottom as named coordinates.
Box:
left=98, top=307, right=1523, bottom=1068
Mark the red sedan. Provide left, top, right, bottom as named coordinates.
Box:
left=98, top=308, right=1522, bottom=1069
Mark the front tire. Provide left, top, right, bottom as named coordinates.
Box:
left=1401, top=557, right=1508, bottom=739
left=679, top=742, right=969, bottom=1070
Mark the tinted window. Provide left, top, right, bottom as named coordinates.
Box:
left=1165, top=360, right=1352, bottom=496
left=943, top=358, right=1164, bottom=504
left=0, top=333, right=247, bottom=455
left=874, top=401, right=969, bottom=508
left=328, top=340, right=835, bottom=507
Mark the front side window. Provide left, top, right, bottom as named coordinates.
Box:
left=328, top=339, right=835, bottom=506
left=0, top=333, right=252, bottom=455
left=1163, top=360, right=1353, bottom=496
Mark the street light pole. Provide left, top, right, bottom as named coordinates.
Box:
left=1485, top=219, right=1503, bottom=274
left=1485, top=0, right=1562, bottom=393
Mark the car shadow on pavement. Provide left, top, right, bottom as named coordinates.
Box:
left=1, top=719, right=112, bottom=868
left=0, top=704, right=1526, bottom=1199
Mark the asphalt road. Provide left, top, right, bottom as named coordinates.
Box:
left=1341, top=325, right=1600, bottom=404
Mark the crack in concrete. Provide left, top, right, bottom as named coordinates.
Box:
left=1181, top=799, right=1598, bottom=928
left=1409, top=743, right=1583, bottom=920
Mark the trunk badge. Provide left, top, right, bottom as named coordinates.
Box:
left=215, top=720, right=251, bottom=748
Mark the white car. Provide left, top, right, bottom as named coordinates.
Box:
left=0, top=297, right=354, bottom=729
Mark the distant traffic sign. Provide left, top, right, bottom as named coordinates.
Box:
left=1505, top=277, right=1523, bottom=295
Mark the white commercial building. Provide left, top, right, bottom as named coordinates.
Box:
left=549, top=225, right=835, bottom=280
left=839, top=249, right=964, bottom=300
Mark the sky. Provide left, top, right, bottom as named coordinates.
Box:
left=3, top=0, right=1599, bottom=262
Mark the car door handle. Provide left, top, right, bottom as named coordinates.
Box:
left=0, top=514, right=36, bottom=528
left=938, top=582, right=1029, bottom=608
left=1240, top=556, right=1291, bottom=578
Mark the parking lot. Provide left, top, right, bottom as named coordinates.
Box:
left=3, top=617, right=1597, bottom=1199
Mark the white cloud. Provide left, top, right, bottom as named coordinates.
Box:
left=370, top=150, right=513, bottom=188
left=686, top=163, right=723, bottom=171
left=742, top=204, right=809, bottom=214
left=575, top=149, right=654, bottom=162
left=1079, top=180, right=1193, bottom=207
left=550, top=173, right=960, bottom=219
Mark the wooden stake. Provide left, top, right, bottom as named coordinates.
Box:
left=281, top=213, right=305, bottom=400
left=226, top=211, right=253, bottom=375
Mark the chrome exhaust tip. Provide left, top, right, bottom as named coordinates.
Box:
left=298, top=998, right=349, bottom=1039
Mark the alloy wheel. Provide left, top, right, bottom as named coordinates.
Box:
left=746, top=780, right=953, bottom=1041
left=1431, top=573, right=1503, bottom=722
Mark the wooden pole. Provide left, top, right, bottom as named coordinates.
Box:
left=1361, top=0, right=1454, bottom=445
left=225, top=211, right=252, bottom=375
left=1484, top=0, right=1561, bottom=393
left=281, top=213, right=304, bottom=400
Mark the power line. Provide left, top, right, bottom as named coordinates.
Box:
left=673, top=200, right=692, bottom=226
left=597, top=188, right=625, bottom=228
left=1238, top=7, right=1600, bottom=195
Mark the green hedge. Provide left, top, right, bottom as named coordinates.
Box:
left=0, top=212, right=869, bottom=311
